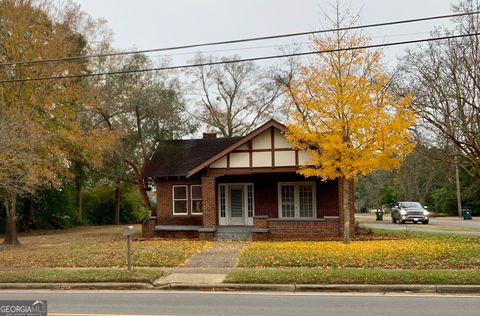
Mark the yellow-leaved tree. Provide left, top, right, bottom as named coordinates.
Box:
left=282, top=5, right=415, bottom=243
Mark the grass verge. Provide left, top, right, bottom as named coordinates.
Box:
left=238, top=234, right=480, bottom=269
left=0, top=268, right=164, bottom=283
left=225, top=268, right=480, bottom=285
left=370, top=228, right=480, bottom=239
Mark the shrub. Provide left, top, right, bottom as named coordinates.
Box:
left=31, top=188, right=77, bottom=229
left=82, top=184, right=146, bottom=225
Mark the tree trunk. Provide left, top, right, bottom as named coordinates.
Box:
left=114, top=179, right=121, bottom=225
left=343, top=178, right=352, bottom=244
left=137, top=177, right=152, bottom=211
left=75, top=175, right=83, bottom=223
left=22, top=197, right=34, bottom=231
left=3, top=189, right=20, bottom=246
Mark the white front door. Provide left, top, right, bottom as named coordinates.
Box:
left=229, top=185, right=245, bottom=225
left=218, top=183, right=254, bottom=226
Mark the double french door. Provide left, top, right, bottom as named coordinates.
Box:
left=218, top=183, right=254, bottom=226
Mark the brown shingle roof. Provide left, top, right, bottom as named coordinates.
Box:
left=145, top=137, right=241, bottom=178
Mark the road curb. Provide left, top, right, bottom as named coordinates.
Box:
left=436, top=285, right=480, bottom=294
left=0, top=282, right=479, bottom=294
left=165, top=283, right=480, bottom=294
left=294, top=284, right=438, bottom=293
left=162, top=283, right=296, bottom=292
left=158, top=283, right=478, bottom=294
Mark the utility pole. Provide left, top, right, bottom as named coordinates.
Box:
left=454, top=155, right=462, bottom=218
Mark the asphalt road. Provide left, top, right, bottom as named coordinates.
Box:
left=1, top=290, right=479, bottom=316
left=359, top=216, right=480, bottom=234
left=431, top=218, right=480, bottom=229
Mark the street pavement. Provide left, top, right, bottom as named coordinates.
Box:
left=0, top=290, right=479, bottom=316
left=358, top=215, right=480, bottom=235
left=429, top=218, right=480, bottom=229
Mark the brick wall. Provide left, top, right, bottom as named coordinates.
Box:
left=199, top=232, right=215, bottom=240
left=142, top=216, right=157, bottom=238
left=155, top=231, right=199, bottom=239
left=202, top=176, right=216, bottom=227
left=252, top=217, right=340, bottom=241
left=253, top=216, right=268, bottom=228
left=155, top=178, right=203, bottom=226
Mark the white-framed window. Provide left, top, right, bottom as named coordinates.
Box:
left=280, top=184, right=295, bottom=217
left=191, top=185, right=203, bottom=215
left=172, top=185, right=188, bottom=215
left=247, top=184, right=254, bottom=218
left=219, top=185, right=226, bottom=219
left=278, top=182, right=316, bottom=218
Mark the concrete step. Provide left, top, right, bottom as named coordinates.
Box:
left=216, top=226, right=253, bottom=233
left=214, top=227, right=252, bottom=241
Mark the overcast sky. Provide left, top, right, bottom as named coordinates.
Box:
left=74, top=0, right=458, bottom=67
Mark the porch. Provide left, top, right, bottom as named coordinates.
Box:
left=202, top=172, right=342, bottom=226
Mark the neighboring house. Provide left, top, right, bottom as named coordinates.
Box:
left=143, top=119, right=354, bottom=240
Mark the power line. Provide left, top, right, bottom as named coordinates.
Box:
left=0, top=11, right=478, bottom=68
left=1, top=32, right=477, bottom=84
left=131, top=31, right=432, bottom=60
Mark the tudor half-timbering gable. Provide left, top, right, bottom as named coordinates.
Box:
left=186, top=120, right=313, bottom=178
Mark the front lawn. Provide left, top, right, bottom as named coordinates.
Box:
left=226, top=268, right=480, bottom=285
left=0, top=225, right=211, bottom=267
left=0, top=268, right=164, bottom=283
left=237, top=235, right=480, bottom=269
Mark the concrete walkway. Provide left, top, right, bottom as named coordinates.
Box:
left=184, top=241, right=247, bottom=268
left=155, top=241, right=247, bottom=286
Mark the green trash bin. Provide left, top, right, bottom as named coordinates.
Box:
left=376, top=210, right=384, bottom=221
left=463, top=209, right=472, bottom=220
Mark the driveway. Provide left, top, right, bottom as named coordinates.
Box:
left=356, top=213, right=480, bottom=235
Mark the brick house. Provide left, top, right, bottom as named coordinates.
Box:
left=143, top=119, right=354, bottom=240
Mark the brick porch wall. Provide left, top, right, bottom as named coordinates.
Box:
left=253, top=217, right=340, bottom=240
left=155, top=231, right=200, bottom=239
left=142, top=216, right=157, bottom=238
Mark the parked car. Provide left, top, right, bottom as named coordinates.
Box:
left=391, top=201, right=429, bottom=224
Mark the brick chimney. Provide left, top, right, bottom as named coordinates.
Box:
left=203, top=132, right=217, bottom=139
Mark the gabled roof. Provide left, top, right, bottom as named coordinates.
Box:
left=186, top=119, right=286, bottom=177
left=145, top=119, right=287, bottom=179
left=145, top=137, right=241, bottom=178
